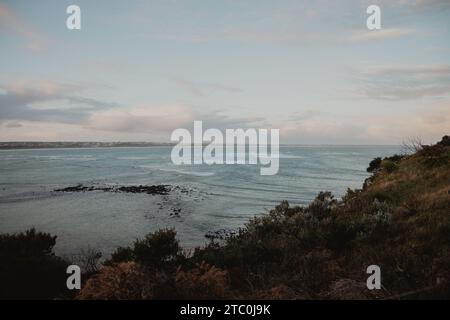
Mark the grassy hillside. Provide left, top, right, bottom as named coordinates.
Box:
left=76, top=136, right=450, bottom=299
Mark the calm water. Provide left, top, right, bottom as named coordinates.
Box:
left=0, top=145, right=400, bottom=256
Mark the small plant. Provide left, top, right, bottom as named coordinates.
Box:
left=402, top=136, right=423, bottom=154
left=107, top=246, right=135, bottom=265
left=71, top=247, right=102, bottom=275
left=371, top=199, right=392, bottom=226
left=175, top=261, right=231, bottom=299
left=307, top=191, right=337, bottom=220
left=77, top=262, right=148, bottom=299
left=381, top=159, right=399, bottom=173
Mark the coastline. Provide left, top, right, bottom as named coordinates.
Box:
left=0, top=142, right=174, bottom=150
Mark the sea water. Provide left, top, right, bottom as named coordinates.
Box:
left=0, top=145, right=400, bottom=256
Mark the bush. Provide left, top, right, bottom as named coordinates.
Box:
left=382, top=160, right=399, bottom=173
left=419, top=143, right=450, bottom=167
left=306, top=191, right=337, bottom=220
left=77, top=262, right=148, bottom=299
left=438, top=135, right=450, bottom=147
left=371, top=199, right=392, bottom=225
left=107, top=246, right=135, bottom=265
left=175, top=261, right=232, bottom=299
left=107, top=229, right=184, bottom=268
left=134, top=229, right=181, bottom=266
left=367, top=157, right=382, bottom=173
left=71, top=247, right=102, bottom=276
left=0, top=228, right=70, bottom=299
left=385, top=154, right=405, bottom=163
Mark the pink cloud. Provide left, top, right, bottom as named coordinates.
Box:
left=86, top=104, right=195, bottom=133
left=0, top=3, right=47, bottom=52
left=279, top=104, right=450, bottom=145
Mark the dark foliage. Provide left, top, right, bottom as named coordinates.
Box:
left=0, top=228, right=70, bottom=299
left=107, top=228, right=185, bottom=268
left=367, top=157, right=382, bottom=173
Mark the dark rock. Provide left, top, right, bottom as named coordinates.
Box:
left=55, top=184, right=171, bottom=195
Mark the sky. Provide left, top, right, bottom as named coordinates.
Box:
left=0, top=0, right=449, bottom=144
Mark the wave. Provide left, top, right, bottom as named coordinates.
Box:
left=234, top=153, right=304, bottom=159
left=139, top=165, right=215, bottom=177
left=116, top=156, right=156, bottom=160
left=33, top=155, right=97, bottom=161
left=319, top=152, right=361, bottom=156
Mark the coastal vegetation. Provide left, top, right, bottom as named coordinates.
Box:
left=1, top=136, right=449, bottom=299
left=0, top=229, right=70, bottom=299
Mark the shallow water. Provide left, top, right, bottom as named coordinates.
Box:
left=0, top=145, right=400, bottom=256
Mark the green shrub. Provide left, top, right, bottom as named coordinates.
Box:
left=107, top=246, right=135, bottom=265
left=419, top=144, right=450, bottom=167
left=107, top=229, right=184, bottom=268
left=306, top=191, right=337, bottom=220
left=368, top=155, right=403, bottom=174
left=382, top=160, right=399, bottom=173
left=134, top=229, right=181, bottom=266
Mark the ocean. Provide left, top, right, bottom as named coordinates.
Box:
left=0, top=145, right=400, bottom=257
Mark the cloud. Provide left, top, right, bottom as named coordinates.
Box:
left=284, top=110, right=324, bottom=124
left=0, top=3, right=47, bottom=52
left=0, top=81, right=117, bottom=124
left=173, top=79, right=205, bottom=97
left=3, top=121, right=23, bottom=128
left=207, top=83, right=243, bottom=94
left=225, top=27, right=415, bottom=46
left=279, top=112, right=368, bottom=144
left=279, top=104, right=450, bottom=144
left=363, top=103, right=450, bottom=144
left=0, top=78, right=256, bottom=139
left=342, top=28, right=415, bottom=43
left=86, top=104, right=194, bottom=133
left=199, top=112, right=265, bottom=130
left=86, top=105, right=263, bottom=134
left=221, top=29, right=310, bottom=45
left=395, top=0, right=450, bottom=9
left=363, top=64, right=450, bottom=77
left=131, top=1, right=422, bottom=47
left=352, top=64, right=450, bottom=100
left=173, top=78, right=243, bottom=97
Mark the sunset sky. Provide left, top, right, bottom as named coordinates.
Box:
left=1, top=0, right=449, bottom=144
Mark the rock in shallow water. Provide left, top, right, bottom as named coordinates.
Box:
left=55, top=184, right=171, bottom=195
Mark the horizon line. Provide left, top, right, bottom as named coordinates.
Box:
left=0, top=141, right=401, bottom=147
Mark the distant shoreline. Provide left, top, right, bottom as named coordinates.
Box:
left=0, top=142, right=174, bottom=150
left=0, top=141, right=400, bottom=150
